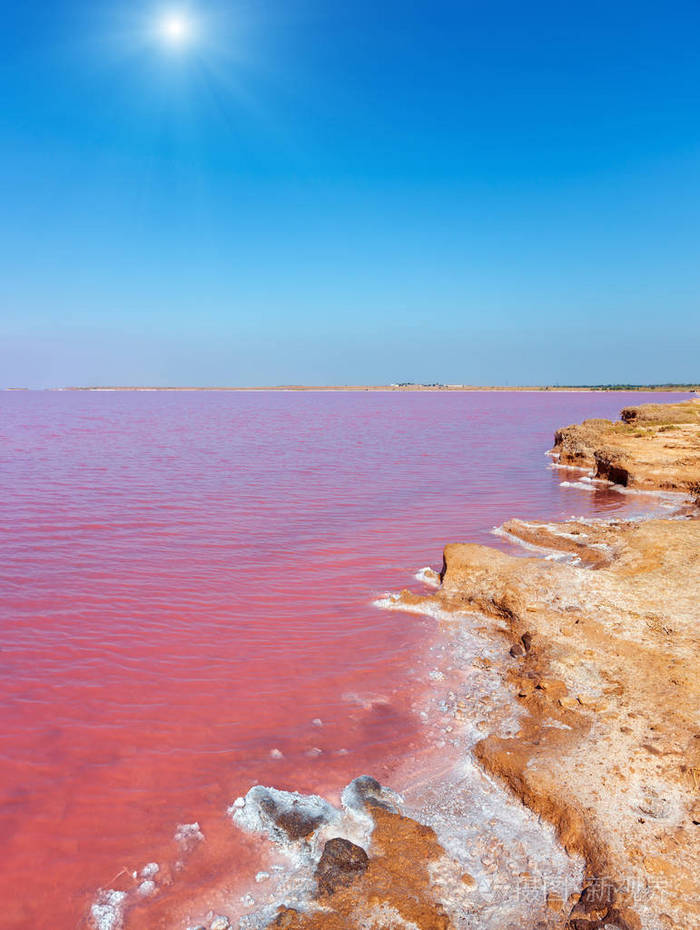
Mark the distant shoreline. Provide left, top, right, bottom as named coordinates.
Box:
left=7, top=384, right=699, bottom=393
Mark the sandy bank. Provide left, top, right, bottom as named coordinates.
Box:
left=434, top=515, right=699, bottom=929
left=383, top=399, right=700, bottom=930
left=552, top=398, right=700, bottom=492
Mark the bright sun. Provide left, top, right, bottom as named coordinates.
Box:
left=159, top=12, right=194, bottom=47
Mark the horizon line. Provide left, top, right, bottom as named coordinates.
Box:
left=4, top=383, right=699, bottom=393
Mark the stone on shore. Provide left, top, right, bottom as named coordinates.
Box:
left=315, top=837, right=369, bottom=894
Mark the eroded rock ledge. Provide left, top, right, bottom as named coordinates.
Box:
left=435, top=515, right=699, bottom=930
left=552, top=397, right=700, bottom=492
left=415, top=398, right=700, bottom=930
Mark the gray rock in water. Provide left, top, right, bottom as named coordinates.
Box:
left=315, top=837, right=369, bottom=894
left=341, top=775, right=402, bottom=813
left=229, top=785, right=340, bottom=844
left=257, top=793, right=328, bottom=840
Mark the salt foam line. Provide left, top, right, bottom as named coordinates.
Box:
left=491, top=525, right=583, bottom=564
left=414, top=566, right=441, bottom=588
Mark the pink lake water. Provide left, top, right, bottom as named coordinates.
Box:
left=0, top=390, right=689, bottom=930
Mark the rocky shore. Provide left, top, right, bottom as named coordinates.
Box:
left=417, top=399, right=698, bottom=930
left=551, top=398, right=700, bottom=492
left=121, top=399, right=700, bottom=930
left=440, top=514, right=699, bottom=929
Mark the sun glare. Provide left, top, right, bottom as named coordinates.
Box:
left=158, top=11, right=195, bottom=48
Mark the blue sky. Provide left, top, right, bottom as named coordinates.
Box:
left=1, top=0, right=698, bottom=386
